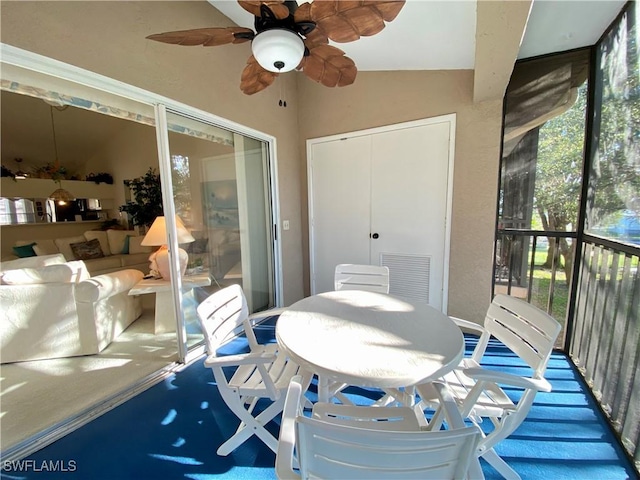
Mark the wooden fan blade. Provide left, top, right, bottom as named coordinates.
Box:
left=310, top=0, right=405, bottom=43
left=147, top=27, right=254, bottom=46
left=240, top=56, right=279, bottom=95
left=296, top=3, right=329, bottom=48
left=238, top=1, right=290, bottom=20
left=293, top=2, right=312, bottom=22
left=363, top=0, right=405, bottom=22
left=300, top=45, right=357, bottom=88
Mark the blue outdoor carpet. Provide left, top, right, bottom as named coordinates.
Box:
left=3, top=321, right=637, bottom=480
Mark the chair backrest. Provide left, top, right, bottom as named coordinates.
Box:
left=296, top=418, right=479, bottom=479
left=483, top=294, right=561, bottom=377
left=196, top=284, right=256, bottom=354
left=278, top=377, right=481, bottom=480
left=334, top=264, right=390, bottom=293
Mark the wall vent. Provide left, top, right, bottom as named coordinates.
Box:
left=381, top=253, right=431, bottom=303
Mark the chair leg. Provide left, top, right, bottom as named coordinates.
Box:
left=216, top=397, right=285, bottom=456
left=373, top=393, right=396, bottom=406
left=377, top=387, right=417, bottom=407
left=333, top=391, right=356, bottom=406
left=481, top=448, right=521, bottom=480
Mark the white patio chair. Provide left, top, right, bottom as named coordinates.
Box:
left=277, top=375, right=484, bottom=480
left=334, top=263, right=390, bottom=293
left=328, top=264, right=390, bottom=404
left=196, top=284, right=311, bottom=456
left=417, top=294, right=561, bottom=480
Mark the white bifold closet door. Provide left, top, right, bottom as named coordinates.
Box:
left=308, top=115, right=454, bottom=311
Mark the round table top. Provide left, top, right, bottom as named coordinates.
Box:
left=276, top=290, right=464, bottom=389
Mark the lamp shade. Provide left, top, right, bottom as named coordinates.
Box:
left=141, top=216, right=195, bottom=246
left=49, top=187, right=75, bottom=205
left=141, top=215, right=195, bottom=279
left=251, top=29, right=304, bottom=73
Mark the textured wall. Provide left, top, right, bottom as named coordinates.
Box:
left=297, top=71, right=503, bottom=322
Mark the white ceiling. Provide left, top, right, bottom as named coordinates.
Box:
left=210, top=0, right=626, bottom=70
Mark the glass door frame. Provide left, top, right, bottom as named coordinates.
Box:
left=1, top=43, right=284, bottom=364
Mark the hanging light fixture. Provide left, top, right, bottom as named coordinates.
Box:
left=14, top=158, right=28, bottom=180
left=251, top=29, right=304, bottom=73
left=49, top=187, right=76, bottom=204
left=47, top=105, right=75, bottom=205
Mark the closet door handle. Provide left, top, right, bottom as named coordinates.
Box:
left=371, top=233, right=380, bottom=239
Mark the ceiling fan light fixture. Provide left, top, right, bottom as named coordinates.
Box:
left=251, top=29, right=304, bottom=73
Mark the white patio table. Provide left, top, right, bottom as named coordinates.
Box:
left=276, top=290, right=464, bottom=404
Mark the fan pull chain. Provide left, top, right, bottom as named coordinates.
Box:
left=278, top=76, right=287, bottom=108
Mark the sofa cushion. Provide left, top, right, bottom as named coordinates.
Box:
left=12, top=242, right=37, bottom=258
left=76, top=269, right=143, bottom=303
left=55, top=236, right=87, bottom=261
left=33, top=239, right=59, bottom=256
left=128, top=236, right=154, bottom=255
left=84, top=230, right=112, bottom=256
left=120, top=252, right=151, bottom=268
left=106, top=230, right=136, bottom=255
left=82, top=256, right=122, bottom=273
left=0, top=253, right=66, bottom=272
left=1, top=261, right=89, bottom=285
left=70, top=238, right=105, bottom=261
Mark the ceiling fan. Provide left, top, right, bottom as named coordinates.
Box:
left=147, top=0, right=406, bottom=96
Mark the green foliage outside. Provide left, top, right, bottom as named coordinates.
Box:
left=526, top=52, right=640, bottom=322
left=591, top=24, right=640, bottom=231
left=119, top=167, right=163, bottom=228
left=536, top=88, right=586, bottom=232
left=171, top=155, right=192, bottom=226
left=535, top=85, right=587, bottom=281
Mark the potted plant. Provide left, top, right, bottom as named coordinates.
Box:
left=119, top=167, right=163, bottom=229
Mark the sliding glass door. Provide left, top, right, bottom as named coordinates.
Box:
left=1, top=44, right=281, bottom=460
left=157, top=107, right=277, bottom=360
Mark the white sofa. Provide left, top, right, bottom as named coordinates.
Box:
left=0, top=254, right=143, bottom=363
left=7, top=229, right=153, bottom=276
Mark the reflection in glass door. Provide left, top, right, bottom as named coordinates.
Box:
left=162, top=110, right=276, bottom=353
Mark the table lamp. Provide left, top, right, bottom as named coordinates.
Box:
left=141, top=215, right=195, bottom=279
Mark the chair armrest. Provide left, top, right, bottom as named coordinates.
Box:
left=248, top=307, right=287, bottom=323
left=449, top=316, right=485, bottom=335
left=75, top=269, right=143, bottom=303
left=203, top=351, right=277, bottom=368
left=276, top=375, right=303, bottom=480
left=463, top=367, right=552, bottom=392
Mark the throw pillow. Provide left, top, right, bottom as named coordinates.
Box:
left=70, top=238, right=105, bottom=260
left=12, top=242, right=37, bottom=258
left=122, top=235, right=131, bottom=254
left=83, top=230, right=111, bottom=256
